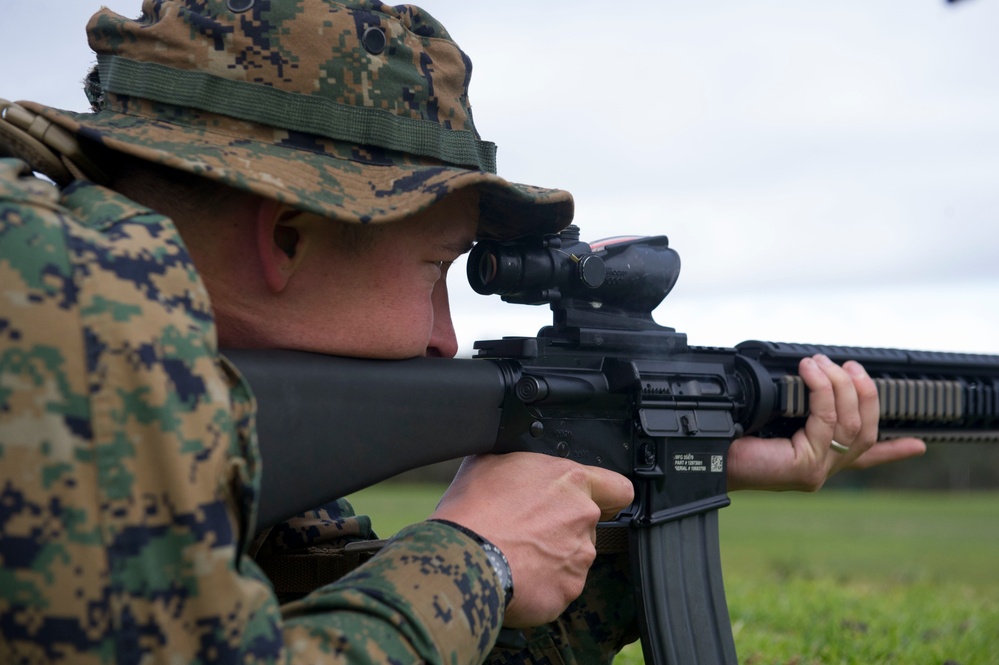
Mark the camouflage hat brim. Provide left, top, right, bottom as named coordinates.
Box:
left=24, top=100, right=574, bottom=241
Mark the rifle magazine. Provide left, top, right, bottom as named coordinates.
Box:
left=630, top=510, right=737, bottom=665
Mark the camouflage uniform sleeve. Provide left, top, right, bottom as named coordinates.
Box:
left=256, top=501, right=638, bottom=665
left=0, top=159, right=506, bottom=665
left=254, top=500, right=508, bottom=663
left=0, top=158, right=284, bottom=663
left=280, top=520, right=506, bottom=663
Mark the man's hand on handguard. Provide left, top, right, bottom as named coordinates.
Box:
left=727, top=353, right=927, bottom=492
left=429, top=452, right=634, bottom=628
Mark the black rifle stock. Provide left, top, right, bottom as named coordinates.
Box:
left=225, top=225, right=999, bottom=665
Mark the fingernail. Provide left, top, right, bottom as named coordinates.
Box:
left=844, top=360, right=867, bottom=377
left=815, top=354, right=833, bottom=366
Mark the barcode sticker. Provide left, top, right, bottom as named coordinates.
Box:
left=673, top=453, right=725, bottom=473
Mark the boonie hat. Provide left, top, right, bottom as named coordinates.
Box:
left=21, top=0, right=573, bottom=239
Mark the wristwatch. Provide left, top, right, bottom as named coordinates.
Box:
left=430, top=519, right=514, bottom=609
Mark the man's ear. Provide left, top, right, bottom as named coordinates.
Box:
left=255, top=199, right=308, bottom=294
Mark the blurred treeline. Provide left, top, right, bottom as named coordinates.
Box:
left=828, top=444, right=999, bottom=490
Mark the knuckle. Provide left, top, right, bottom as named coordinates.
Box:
left=816, top=410, right=838, bottom=429
left=582, top=501, right=602, bottom=525
left=801, top=467, right=827, bottom=492
left=565, top=549, right=594, bottom=598
left=839, top=414, right=863, bottom=439
left=566, top=577, right=586, bottom=604
left=581, top=539, right=597, bottom=566
left=563, top=462, right=590, bottom=487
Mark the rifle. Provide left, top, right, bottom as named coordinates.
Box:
left=225, top=225, right=999, bottom=665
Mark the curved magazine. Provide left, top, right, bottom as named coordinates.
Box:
left=630, top=510, right=737, bottom=665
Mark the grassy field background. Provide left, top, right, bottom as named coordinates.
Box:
left=346, top=485, right=999, bottom=664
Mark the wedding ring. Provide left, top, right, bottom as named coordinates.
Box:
left=829, top=440, right=850, bottom=454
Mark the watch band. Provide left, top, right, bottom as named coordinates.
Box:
left=429, top=519, right=514, bottom=609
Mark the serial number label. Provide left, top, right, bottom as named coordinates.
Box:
left=673, top=453, right=724, bottom=473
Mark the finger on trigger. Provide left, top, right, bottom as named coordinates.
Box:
left=587, top=466, right=634, bottom=519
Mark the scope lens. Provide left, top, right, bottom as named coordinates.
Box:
left=477, top=251, right=498, bottom=287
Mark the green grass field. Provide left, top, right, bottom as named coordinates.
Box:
left=347, top=485, right=999, bottom=664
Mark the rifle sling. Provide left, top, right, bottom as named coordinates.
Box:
left=256, top=540, right=387, bottom=598
left=259, top=526, right=629, bottom=599
left=0, top=98, right=109, bottom=185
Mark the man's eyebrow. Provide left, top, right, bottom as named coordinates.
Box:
left=440, top=238, right=475, bottom=256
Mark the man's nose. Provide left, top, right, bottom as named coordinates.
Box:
left=426, top=280, right=459, bottom=358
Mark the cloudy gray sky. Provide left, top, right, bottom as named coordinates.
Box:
left=4, top=0, right=997, bottom=355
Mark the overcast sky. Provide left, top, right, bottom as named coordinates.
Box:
left=3, top=0, right=997, bottom=356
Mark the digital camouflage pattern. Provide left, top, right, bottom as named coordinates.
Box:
left=25, top=0, right=574, bottom=239
left=256, top=500, right=639, bottom=665
left=0, top=157, right=506, bottom=663
left=485, top=553, right=638, bottom=665
left=1, top=1, right=629, bottom=662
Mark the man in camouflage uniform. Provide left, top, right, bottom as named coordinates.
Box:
left=0, top=1, right=926, bottom=663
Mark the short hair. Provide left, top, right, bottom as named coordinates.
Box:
left=107, top=148, right=383, bottom=256
left=106, top=151, right=244, bottom=226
